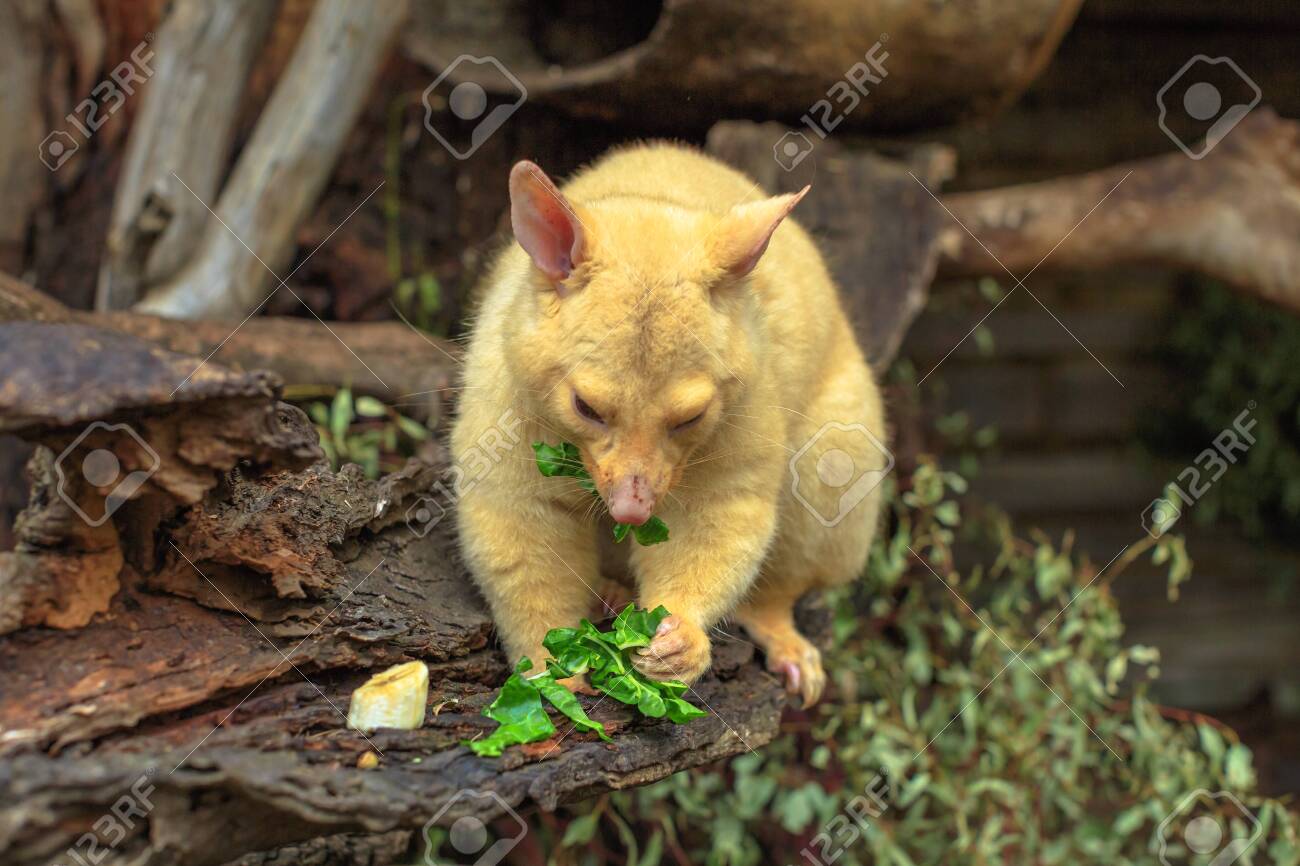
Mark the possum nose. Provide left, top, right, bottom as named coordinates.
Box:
left=608, top=475, right=655, bottom=525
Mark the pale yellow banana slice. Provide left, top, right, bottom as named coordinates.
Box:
left=347, top=661, right=429, bottom=731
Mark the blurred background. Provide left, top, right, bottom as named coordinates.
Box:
left=2, top=1, right=1299, bottom=864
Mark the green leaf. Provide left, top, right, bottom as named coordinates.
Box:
left=637, top=830, right=664, bottom=866
left=1225, top=743, right=1255, bottom=789
left=394, top=414, right=430, bottom=440
left=354, top=395, right=387, bottom=417
left=1198, top=723, right=1227, bottom=764
left=473, top=606, right=706, bottom=757
left=631, top=516, right=670, bottom=546
left=464, top=661, right=557, bottom=757
left=533, top=672, right=611, bottom=742
left=664, top=696, right=707, bottom=723
left=417, top=272, right=442, bottom=313
left=330, top=388, right=353, bottom=444
left=532, top=441, right=585, bottom=478
left=561, top=809, right=602, bottom=847
left=534, top=440, right=670, bottom=545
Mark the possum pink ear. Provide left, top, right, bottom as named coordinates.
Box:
left=713, top=186, right=810, bottom=278
left=509, top=160, right=587, bottom=288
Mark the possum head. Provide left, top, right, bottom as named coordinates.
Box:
left=505, top=160, right=807, bottom=523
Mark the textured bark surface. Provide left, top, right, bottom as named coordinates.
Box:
left=0, top=0, right=51, bottom=273
left=132, top=0, right=409, bottom=319
left=939, top=109, right=1300, bottom=317
left=407, top=0, right=1082, bottom=132
left=1, top=273, right=459, bottom=413
left=96, top=0, right=280, bottom=311
left=0, top=317, right=790, bottom=866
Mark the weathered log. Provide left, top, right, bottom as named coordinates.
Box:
left=1, top=273, right=460, bottom=414
left=705, top=121, right=956, bottom=372
left=0, top=320, right=791, bottom=866
left=96, top=0, right=280, bottom=311
left=407, top=0, right=1082, bottom=133
left=133, top=0, right=409, bottom=319
left=938, top=108, right=1300, bottom=317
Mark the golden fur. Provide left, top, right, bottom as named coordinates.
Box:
left=451, top=143, right=887, bottom=705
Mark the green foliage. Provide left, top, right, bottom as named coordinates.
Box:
left=533, top=441, right=671, bottom=545
left=466, top=659, right=562, bottom=757
left=303, top=386, right=429, bottom=478
left=529, top=458, right=1298, bottom=865
left=1145, top=279, right=1300, bottom=538
left=384, top=94, right=452, bottom=336
left=465, top=606, right=705, bottom=757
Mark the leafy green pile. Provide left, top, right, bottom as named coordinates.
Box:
left=533, top=442, right=670, bottom=545
left=466, top=605, right=706, bottom=757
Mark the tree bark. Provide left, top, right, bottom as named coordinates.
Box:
left=938, top=109, right=1300, bottom=317
left=407, top=0, right=1083, bottom=132
left=96, top=0, right=280, bottom=311
left=1, top=272, right=459, bottom=415
left=0, top=1, right=66, bottom=273
left=0, top=317, right=790, bottom=866
left=133, top=0, right=409, bottom=319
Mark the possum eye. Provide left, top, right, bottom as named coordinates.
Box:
left=671, top=410, right=706, bottom=434
left=573, top=392, right=606, bottom=425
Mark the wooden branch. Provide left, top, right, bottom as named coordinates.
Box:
left=134, top=0, right=409, bottom=319
left=408, top=0, right=1082, bottom=132
left=939, top=109, right=1300, bottom=316
left=0, top=0, right=54, bottom=272
left=96, top=0, right=280, bottom=311
left=705, top=121, right=956, bottom=371
left=1, top=273, right=460, bottom=414
left=0, top=320, right=791, bottom=866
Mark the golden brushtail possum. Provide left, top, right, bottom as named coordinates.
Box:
left=452, top=143, right=887, bottom=706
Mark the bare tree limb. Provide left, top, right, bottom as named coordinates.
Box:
left=2, top=273, right=459, bottom=414
left=96, top=0, right=280, bottom=311
left=407, top=0, right=1082, bottom=132
left=134, top=0, right=409, bottom=319
left=939, top=109, right=1300, bottom=316
left=0, top=0, right=56, bottom=273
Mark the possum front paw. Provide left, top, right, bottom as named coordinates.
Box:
left=633, top=615, right=711, bottom=683
left=557, top=674, right=599, bottom=696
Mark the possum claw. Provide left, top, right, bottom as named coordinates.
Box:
left=776, top=660, right=801, bottom=694
left=763, top=640, right=825, bottom=708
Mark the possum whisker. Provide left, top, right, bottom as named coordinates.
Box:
left=718, top=420, right=796, bottom=454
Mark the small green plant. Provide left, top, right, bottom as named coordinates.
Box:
left=385, top=94, right=450, bottom=336
left=514, top=457, right=1296, bottom=865
left=533, top=441, right=671, bottom=545
left=1146, top=279, right=1300, bottom=539
left=304, top=387, right=429, bottom=478
left=466, top=605, right=706, bottom=757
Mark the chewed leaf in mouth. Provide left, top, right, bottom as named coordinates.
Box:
left=532, top=441, right=670, bottom=545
